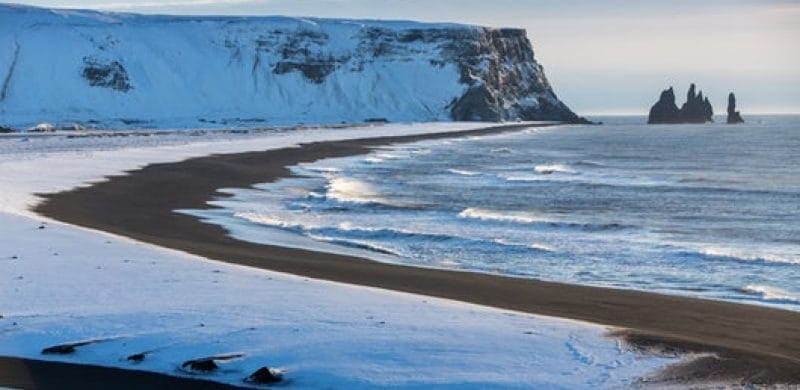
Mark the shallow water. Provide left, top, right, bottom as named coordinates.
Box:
left=190, top=115, right=800, bottom=310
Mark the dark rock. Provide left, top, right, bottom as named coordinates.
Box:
left=679, top=84, right=714, bottom=123
left=126, top=352, right=146, bottom=363
left=364, top=118, right=389, bottom=123
left=727, top=92, right=744, bottom=124
left=41, top=340, right=94, bottom=355
left=273, top=61, right=337, bottom=84
left=445, top=28, right=589, bottom=124
left=42, top=344, right=77, bottom=355
left=180, top=353, right=244, bottom=373
left=82, top=57, right=132, bottom=92
left=181, top=358, right=218, bottom=373
left=647, top=87, right=681, bottom=124
left=0, top=126, right=14, bottom=133
left=648, top=84, right=714, bottom=124
left=450, top=84, right=501, bottom=122
left=245, top=366, right=283, bottom=384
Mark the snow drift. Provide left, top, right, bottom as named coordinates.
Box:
left=0, top=4, right=584, bottom=129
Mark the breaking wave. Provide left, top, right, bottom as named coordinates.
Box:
left=493, top=239, right=556, bottom=252
left=457, top=207, right=627, bottom=232
left=700, top=246, right=799, bottom=265
left=534, top=164, right=576, bottom=175
left=447, top=168, right=481, bottom=176
left=458, top=207, right=552, bottom=224
left=739, top=285, right=800, bottom=303
left=326, top=177, right=392, bottom=205
left=235, top=211, right=316, bottom=231
left=305, top=234, right=404, bottom=257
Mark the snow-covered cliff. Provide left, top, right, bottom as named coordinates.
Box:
left=0, top=4, right=585, bottom=129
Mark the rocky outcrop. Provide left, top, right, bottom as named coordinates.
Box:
left=679, top=84, right=713, bottom=123
left=648, top=84, right=713, bottom=124
left=647, top=87, right=681, bottom=124
left=443, top=28, right=589, bottom=123
left=245, top=366, right=284, bottom=384
left=727, top=93, right=744, bottom=124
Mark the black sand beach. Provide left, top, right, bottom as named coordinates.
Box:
left=6, top=123, right=798, bottom=387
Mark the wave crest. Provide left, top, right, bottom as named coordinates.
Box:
left=326, top=177, right=387, bottom=204
left=700, top=246, right=799, bottom=265
left=458, top=207, right=551, bottom=224
left=739, top=285, right=800, bottom=303
left=534, top=164, right=575, bottom=175
left=235, top=212, right=317, bottom=231
left=447, top=168, right=481, bottom=176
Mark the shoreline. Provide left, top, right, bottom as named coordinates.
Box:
left=30, top=123, right=800, bottom=384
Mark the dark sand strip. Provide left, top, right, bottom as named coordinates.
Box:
left=28, top=123, right=800, bottom=383
left=0, top=356, right=245, bottom=389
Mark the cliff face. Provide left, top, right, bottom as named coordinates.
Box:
left=0, top=5, right=584, bottom=129
left=445, top=28, right=585, bottom=123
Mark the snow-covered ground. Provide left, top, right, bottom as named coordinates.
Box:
left=0, top=123, right=675, bottom=388
left=0, top=4, right=577, bottom=130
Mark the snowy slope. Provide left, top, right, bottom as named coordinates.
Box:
left=0, top=4, right=584, bottom=130
left=0, top=123, right=676, bottom=388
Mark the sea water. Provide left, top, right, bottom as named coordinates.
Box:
left=189, top=115, right=800, bottom=310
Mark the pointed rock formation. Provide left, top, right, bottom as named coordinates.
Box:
left=648, top=83, right=714, bottom=124
left=647, top=87, right=681, bottom=124
left=727, top=92, right=744, bottom=124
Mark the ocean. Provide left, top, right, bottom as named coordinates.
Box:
left=189, top=115, right=800, bottom=310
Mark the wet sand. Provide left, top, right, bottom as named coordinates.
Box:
left=21, top=123, right=800, bottom=385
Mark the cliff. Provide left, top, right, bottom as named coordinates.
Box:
left=648, top=84, right=714, bottom=124
left=0, top=4, right=586, bottom=129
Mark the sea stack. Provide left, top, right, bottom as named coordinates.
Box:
left=727, top=93, right=744, bottom=124
left=647, top=83, right=714, bottom=124
left=647, top=87, right=681, bottom=124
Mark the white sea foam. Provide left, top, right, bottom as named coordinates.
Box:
left=375, top=152, right=403, bottom=160
left=458, top=207, right=552, bottom=224
left=326, top=177, right=386, bottom=204
left=492, top=238, right=556, bottom=252
left=700, top=246, right=799, bottom=265
left=534, top=164, right=576, bottom=175
left=528, top=243, right=557, bottom=252
left=234, top=211, right=318, bottom=231
left=308, top=166, right=341, bottom=173
left=447, top=168, right=481, bottom=176
left=306, top=234, right=403, bottom=257
left=740, top=285, right=800, bottom=302
left=500, top=174, right=544, bottom=182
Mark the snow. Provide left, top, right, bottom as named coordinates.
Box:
left=0, top=123, right=674, bottom=387
left=0, top=4, right=479, bottom=129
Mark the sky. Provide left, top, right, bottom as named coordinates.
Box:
left=10, top=0, right=800, bottom=115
